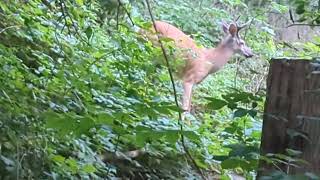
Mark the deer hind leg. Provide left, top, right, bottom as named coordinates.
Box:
left=182, top=81, right=194, bottom=112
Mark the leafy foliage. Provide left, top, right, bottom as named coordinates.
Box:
left=0, top=0, right=318, bottom=179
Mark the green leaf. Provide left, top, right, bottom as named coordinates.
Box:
left=82, top=164, right=97, bottom=173
left=286, top=149, right=302, bottom=156
left=220, top=175, right=231, bottom=180
left=93, top=50, right=107, bottom=59
left=296, top=4, right=305, bottom=15
left=135, top=128, right=165, bottom=147
left=66, top=158, right=78, bottom=174
left=182, top=131, right=201, bottom=142
left=248, top=110, right=257, bottom=118
left=234, top=108, right=248, bottom=118
left=227, top=103, right=237, bottom=109
left=75, top=116, right=95, bottom=136
left=51, top=155, right=65, bottom=164
left=206, top=98, right=228, bottom=110
left=271, top=2, right=288, bottom=13
left=194, top=158, right=208, bottom=169
left=165, top=130, right=180, bottom=144
left=45, top=112, right=76, bottom=136
left=85, top=26, right=93, bottom=40
left=76, top=0, right=84, bottom=5
left=221, top=157, right=251, bottom=170
left=45, top=111, right=95, bottom=137
left=251, top=102, right=258, bottom=108
left=159, top=37, right=175, bottom=42
left=286, top=129, right=310, bottom=142
left=136, top=132, right=149, bottom=147
left=221, top=158, right=240, bottom=169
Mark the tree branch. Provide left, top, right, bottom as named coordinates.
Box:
left=145, top=1, right=207, bottom=179
left=0, top=25, right=19, bottom=34
left=287, top=23, right=320, bottom=28
left=117, top=0, right=135, bottom=26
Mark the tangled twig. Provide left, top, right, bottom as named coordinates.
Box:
left=57, top=0, right=90, bottom=44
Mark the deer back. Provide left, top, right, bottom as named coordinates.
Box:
left=154, top=21, right=203, bottom=59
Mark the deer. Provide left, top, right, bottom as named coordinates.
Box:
left=142, top=20, right=254, bottom=113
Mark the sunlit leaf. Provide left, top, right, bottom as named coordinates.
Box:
left=51, top=155, right=66, bottom=164
left=76, top=0, right=84, bottom=5
left=82, top=164, right=97, bottom=173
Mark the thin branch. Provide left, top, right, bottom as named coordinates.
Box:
left=117, top=0, right=135, bottom=26
left=41, top=0, right=52, bottom=10
left=255, top=69, right=268, bottom=94
left=198, top=0, right=204, bottom=10
left=58, top=0, right=72, bottom=35
left=243, top=9, right=271, bottom=39
left=58, top=0, right=90, bottom=44
left=234, top=57, right=240, bottom=88
left=145, top=1, right=207, bottom=179
left=278, top=41, right=299, bottom=51
left=287, top=23, right=320, bottom=28
left=116, top=1, right=121, bottom=30
left=235, top=15, right=241, bottom=22
left=106, top=134, right=121, bottom=176
left=0, top=25, right=19, bottom=34
left=289, top=9, right=295, bottom=23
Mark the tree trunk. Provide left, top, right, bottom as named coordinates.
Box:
left=258, top=59, right=320, bottom=177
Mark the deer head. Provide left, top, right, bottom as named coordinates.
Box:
left=221, top=22, right=253, bottom=58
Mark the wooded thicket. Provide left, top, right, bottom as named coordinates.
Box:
left=0, top=0, right=319, bottom=179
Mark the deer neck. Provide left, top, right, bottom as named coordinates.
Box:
left=202, top=44, right=234, bottom=69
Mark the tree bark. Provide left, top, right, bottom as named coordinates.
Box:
left=258, top=59, right=320, bottom=177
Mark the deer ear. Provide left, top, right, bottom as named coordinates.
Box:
left=222, top=22, right=228, bottom=33
left=228, top=23, right=238, bottom=37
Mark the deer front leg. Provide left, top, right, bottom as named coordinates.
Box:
left=182, top=81, right=194, bottom=112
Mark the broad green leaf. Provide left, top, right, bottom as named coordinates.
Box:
left=66, top=158, right=78, bottom=174
left=51, top=155, right=65, bottom=164
left=45, top=111, right=95, bottom=137
left=182, top=131, right=201, bottom=142
left=85, top=26, right=93, bottom=40
left=248, top=110, right=257, bottom=118
left=206, top=98, right=228, bottom=110
left=96, top=112, right=114, bottom=125
left=136, top=132, right=150, bottom=147
left=221, top=157, right=251, bottom=170
left=194, top=158, right=208, bottom=169
left=221, top=158, right=240, bottom=169
left=82, top=164, right=97, bottom=173
left=234, top=108, right=248, bottom=118
left=165, top=130, right=180, bottom=144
